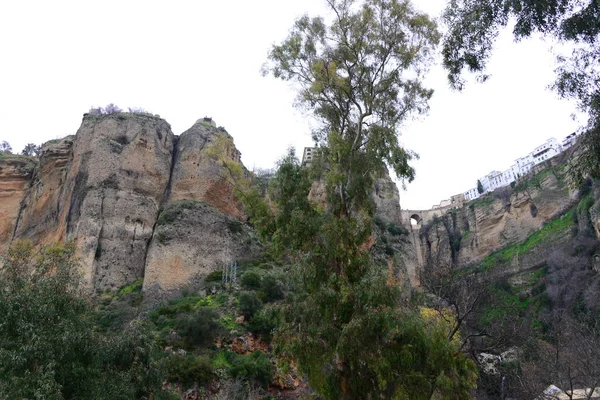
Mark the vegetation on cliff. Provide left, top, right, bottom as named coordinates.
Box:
left=239, top=0, right=478, bottom=398
left=420, top=176, right=600, bottom=399
left=0, top=242, right=173, bottom=400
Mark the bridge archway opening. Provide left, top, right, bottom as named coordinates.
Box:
left=410, top=214, right=422, bottom=227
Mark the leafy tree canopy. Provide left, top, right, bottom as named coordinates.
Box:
left=442, top=0, right=600, bottom=183
left=21, top=143, right=41, bottom=157
left=0, top=141, right=11, bottom=155
left=253, top=2, right=477, bottom=397
left=0, top=242, right=166, bottom=399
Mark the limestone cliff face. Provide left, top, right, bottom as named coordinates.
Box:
left=0, top=156, right=36, bottom=253
left=13, top=114, right=175, bottom=290
left=373, top=168, right=402, bottom=224
left=65, top=114, right=175, bottom=290
left=0, top=113, right=254, bottom=298
left=143, top=201, right=261, bottom=299
left=0, top=113, right=413, bottom=298
left=14, top=137, right=74, bottom=246
left=168, top=120, right=245, bottom=220
left=421, top=152, right=578, bottom=269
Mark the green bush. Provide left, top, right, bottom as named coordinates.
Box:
left=387, top=222, right=407, bottom=236
left=119, top=279, right=143, bottom=296
left=241, top=271, right=262, bottom=290
left=165, top=354, right=214, bottom=387
left=238, top=291, right=263, bottom=319
left=205, top=270, right=223, bottom=283
left=261, top=275, right=284, bottom=302
left=384, top=245, right=394, bottom=256
left=176, top=307, right=221, bottom=348
left=229, top=351, right=273, bottom=388
left=248, top=307, right=281, bottom=339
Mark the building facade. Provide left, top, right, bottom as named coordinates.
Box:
left=461, top=134, right=577, bottom=202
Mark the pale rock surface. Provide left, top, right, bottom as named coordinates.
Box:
left=14, top=136, right=74, bottom=245
left=143, top=201, right=261, bottom=299
left=0, top=156, right=36, bottom=253
left=422, top=154, right=577, bottom=269
left=168, top=120, right=245, bottom=220
left=63, top=113, right=175, bottom=291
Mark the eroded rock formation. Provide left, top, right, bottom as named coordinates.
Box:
left=0, top=113, right=414, bottom=299
left=1, top=113, right=252, bottom=297
left=0, top=156, right=36, bottom=253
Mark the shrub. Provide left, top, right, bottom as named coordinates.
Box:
left=164, top=354, right=213, bottom=387
left=384, top=245, right=395, bottom=256
left=241, top=271, right=262, bottom=290
left=248, top=307, right=281, bottom=339
left=205, top=270, right=223, bottom=283
left=238, top=291, right=263, bottom=319
left=387, top=222, right=407, bottom=236
left=176, top=307, right=221, bottom=348
left=229, top=351, right=273, bottom=388
left=261, top=275, right=284, bottom=302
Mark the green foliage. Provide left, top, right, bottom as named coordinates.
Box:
left=164, top=354, right=214, bottom=388
left=472, top=193, right=494, bottom=209
left=261, top=275, right=285, bottom=302
left=229, top=351, right=274, bottom=389
left=241, top=270, right=263, bottom=290
left=387, top=221, right=408, bottom=236
left=157, top=200, right=200, bottom=226
left=481, top=286, right=531, bottom=327
left=238, top=291, right=264, bottom=320
left=481, top=209, right=574, bottom=270
left=0, top=242, right=165, bottom=399
left=205, top=270, right=224, bottom=283
left=477, top=179, right=484, bottom=194
left=248, top=307, right=282, bottom=339
left=119, top=278, right=143, bottom=295
left=257, top=0, right=477, bottom=397
left=176, top=307, right=222, bottom=348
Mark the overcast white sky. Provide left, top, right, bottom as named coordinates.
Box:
left=0, top=0, right=583, bottom=210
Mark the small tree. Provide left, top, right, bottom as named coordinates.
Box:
left=0, top=141, right=12, bottom=155
left=128, top=106, right=147, bottom=113
left=477, top=179, right=484, bottom=194
left=0, top=242, right=167, bottom=399
left=21, top=143, right=40, bottom=157
left=103, top=103, right=122, bottom=114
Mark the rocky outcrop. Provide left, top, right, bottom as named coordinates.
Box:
left=168, top=120, right=245, bottom=220
left=0, top=156, right=36, bottom=253
left=14, top=136, right=74, bottom=246
left=143, top=201, right=261, bottom=299
left=0, top=113, right=413, bottom=299
left=65, top=113, right=175, bottom=290
left=0, top=113, right=256, bottom=298
left=421, top=153, right=578, bottom=269
left=373, top=167, right=402, bottom=224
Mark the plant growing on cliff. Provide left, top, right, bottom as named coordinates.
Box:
left=0, top=140, right=11, bottom=155
left=0, top=242, right=169, bottom=399
left=21, top=143, right=40, bottom=156
left=477, top=179, right=484, bottom=194
left=253, top=1, right=477, bottom=398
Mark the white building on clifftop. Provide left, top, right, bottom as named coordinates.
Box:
left=462, top=134, right=576, bottom=201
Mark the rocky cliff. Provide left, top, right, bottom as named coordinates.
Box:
left=0, top=113, right=414, bottom=299
left=0, top=156, right=36, bottom=253
left=420, top=149, right=581, bottom=269
left=1, top=113, right=255, bottom=298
